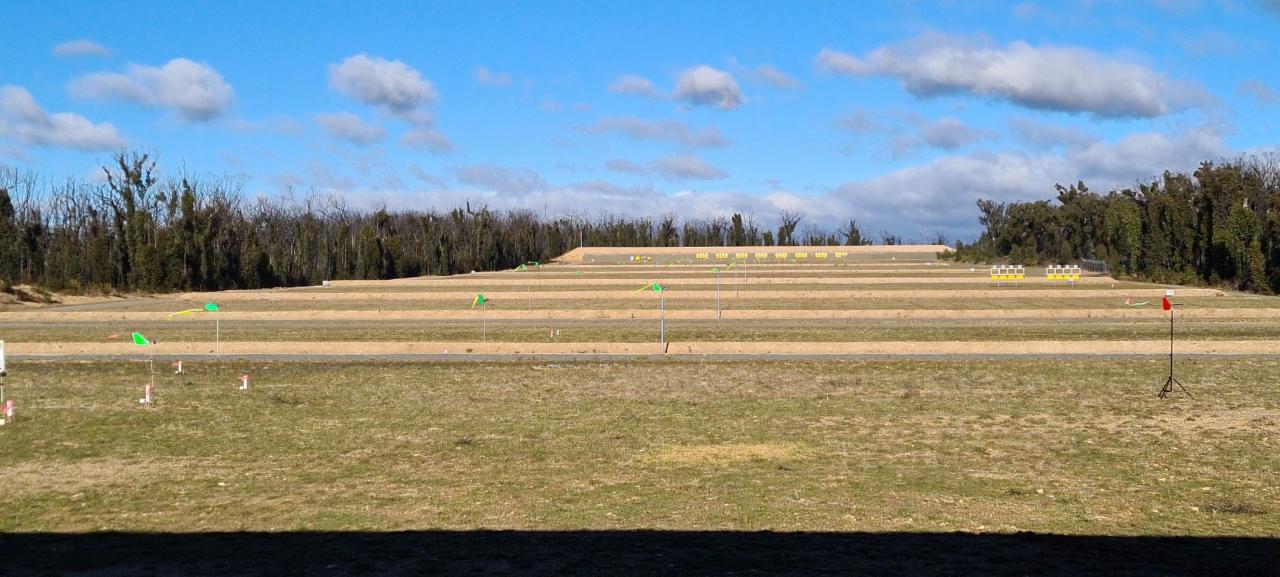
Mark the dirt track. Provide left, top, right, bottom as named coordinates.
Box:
left=172, top=288, right=1223, bottom=302
left=9, top=339, right=1280, bottom=356
left=4, top=307, right=1277, bottom=322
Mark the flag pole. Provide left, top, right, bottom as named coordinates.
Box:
left=1159, top=296, right=1192, bottom=399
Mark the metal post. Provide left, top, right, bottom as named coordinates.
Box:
left=482, top=301, right=487, bottom=341
left=215, top=312, right=221, bottom=361
left=1169, top=305, right=1174, bottom=379
left=659, top=292, right=665, bottom=348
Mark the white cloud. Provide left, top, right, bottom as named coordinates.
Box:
left=0, top=85, right=124, bottom=151
left=473, top=66, right=513, bottom=87
left=816, top=34, right=1206, bottom=118
left=830, top=124, right=1230, bottom=236
left=328, top=54, right=452, bottom=152
left=917, top=117, right=997, bottom=150
left=71, top=58, right=234, bottom=121
left=53, top=39, right=110, bottom=58
left=651, top=154, right=728, bottom=180
left=609, top=75, right=658, bottom=97
left=453, top=163, right=548, bottom=194
left=329, top=54, right=437, bottom=113
left=1007, top=116, right=1096, bottom=149
left=674, top=65, right=744, bottom=110
left=582, top=116, right=729, bottom=149
left=408, top=164, right=448, bottom=189
left=834, top=108, right=885, bottom=135
left=749, top=65, right=801, bottom=89
left=1172, top=30, right=1242, bottom=57
left=401, top=128, right=454, bottom=153
left=1237, top=79, right=1280, bottom=105
left=315, top=112, right=387, bottom=145
left=229, top=116, right=303, bottom=135
left=605, top=158, right=647, bottom=174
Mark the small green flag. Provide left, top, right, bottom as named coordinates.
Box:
left=132, top=332, right=150, bottom=346
left=652, top=283, right=663, bottom=293
left=204, top=302, right=219, bottom=312
left=472, top=294, right=486, bottom=308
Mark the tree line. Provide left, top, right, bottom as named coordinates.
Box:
left=953, top=154, right=1280, bottom=294
left=0, top=152, right=881, bottom=293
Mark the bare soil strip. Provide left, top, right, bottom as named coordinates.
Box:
left=9, top=339, right=1279, bottom=356
left=170, top=288, right=1223, bottom=301
left=319, top=276, right=1110, bottom=287
left=4, top=307, right=1276, bottom=322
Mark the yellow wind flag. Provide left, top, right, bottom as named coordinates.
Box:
left=167, top=308, right=203, bottom=319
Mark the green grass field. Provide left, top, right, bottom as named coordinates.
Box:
left=2, top=359, right=1276, bottom=535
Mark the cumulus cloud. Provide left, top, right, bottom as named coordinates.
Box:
left=815, top=34, right=1206, bottom=118
left=582, top=116, right=729, bottom=149
left=71, top=58, right=234, bottom=121
left=0, top=85, right=124, bottom=151
left=315, top=112, right=387, bottom=145
left=329, top=54, right=437, bottom=112
left=651, top=154, right=728, bottom=180
left=609, top=75, right=658, bottom=97
left=674, top=65, right=744, bottom=110
left=328, top=54, right=452, bottom=153
left=53, top=39, right=110, bottom=58
left=830, top=124, right=1230, bottom=236
left=473, top=66, right=513, bottom=87
left=453, top=163, right=548, bottom=194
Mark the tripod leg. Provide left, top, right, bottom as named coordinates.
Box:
left=1171, top=376, right=1193, bottom=399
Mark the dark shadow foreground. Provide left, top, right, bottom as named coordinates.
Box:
left=1, top=530, right=1276, bottom=576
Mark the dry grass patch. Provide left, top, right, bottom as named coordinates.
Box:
left=646, top=443, right=808, bottom=466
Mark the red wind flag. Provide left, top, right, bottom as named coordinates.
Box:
left=1162, top=296, right=1171, bottom=311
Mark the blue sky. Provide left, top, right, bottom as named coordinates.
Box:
left=2, top=0, right=1278, bottom=240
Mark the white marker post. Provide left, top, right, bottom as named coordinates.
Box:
left=240, top=373, right=250, bottom=391
left=140, top=382, right=153, bottom=405
left=714, top=267, right=722, bottom=320
left=174, top=360, right=184, bottom=374
left=1, top=399, right=13, bottom=425
left=0, top=340, right=7, bottom=405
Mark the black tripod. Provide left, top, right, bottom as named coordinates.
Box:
left=1159, top=302, right=1192, bottom=399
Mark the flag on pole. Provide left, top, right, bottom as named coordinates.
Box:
left=472, top=294, right=486, bottom=308
left=631, top=282, right=663, bottom=294
left=204, top=302, right=219, bottom=312
left=132, top=332, right=150, bottom=346
left=1162, top=296, right=1171, bottom=311
left=167, top=308, right=203, bottom=318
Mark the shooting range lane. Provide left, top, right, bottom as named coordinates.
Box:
left=2, top=245, right=1278, bottom=360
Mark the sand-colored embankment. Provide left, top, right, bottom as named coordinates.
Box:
left=175, top=288, right=1224, bottom=302
left=9, top=339, right=1280, bottom=356
left=5, top=307, right=1277, bottom=323
left=556, top=244, right=951, bottom=262
left=319, top=275, right=1099, bottom=288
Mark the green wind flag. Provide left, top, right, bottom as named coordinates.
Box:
left=132, top=332, right=150, bottom=346
left=204, top=302, right=219, bottom=312
left=631, top=282, right=663, bottom=294
left=471, top=294, right=486, bottom=308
